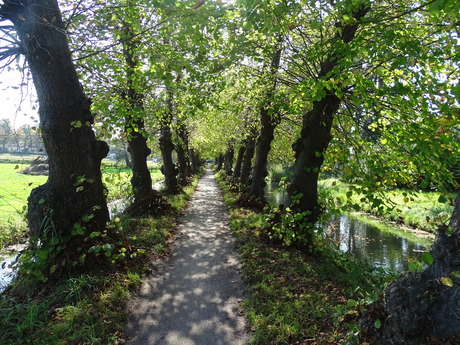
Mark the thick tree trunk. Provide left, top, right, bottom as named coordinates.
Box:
left=189, top=148, right=200, bottom=174
left=288, top=95, right=339, bottom=224
left=176, top=124, right=191, bottom=184
left=159, top=125, right=178, bottom=193
left=0, top=1, right=109, bottom=240
left=122, top=22, right=152, bottom=202
left=126, top=118, right=152, bottom=201
left=233, top=144, right=245, bottom=179
left=160, top=87, right=179, bottom=194
left=216, top=155, right=224, bottom=171
left=288, top=5, right=370, bottom=231
left=240, top=133, right=256, bottom=185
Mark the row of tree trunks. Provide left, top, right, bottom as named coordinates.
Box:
left=0, top=0, right=110, bottom=240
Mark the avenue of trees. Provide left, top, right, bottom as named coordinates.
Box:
left=0, top=0, right=459, bottom=342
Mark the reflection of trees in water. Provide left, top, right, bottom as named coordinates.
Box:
left=266, top=184, right=428, bottom=272
left=327, top=214, right=427, bottom=272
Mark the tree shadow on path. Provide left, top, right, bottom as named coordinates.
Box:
left=125, top=169, right=250, bottom=345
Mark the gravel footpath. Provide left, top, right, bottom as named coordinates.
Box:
left=124, top=169, right=250, bottom=345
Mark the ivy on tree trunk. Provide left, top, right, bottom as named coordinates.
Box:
left=0, top=0, right=109, bottom=273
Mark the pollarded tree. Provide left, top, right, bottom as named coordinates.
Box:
left=287, top=2, right=370, bottom=237
left=0, top=0, right=109, bottom=279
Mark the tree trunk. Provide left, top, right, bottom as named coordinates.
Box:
left=159, top=125, right=178, bottom=193
left=176, top=124, right=191, bottom=184
left=240, top=133, right=256, bottom=185
left=249, top=43, right=282, bottom=199
left=160, top=87, right=179, bottom=194
left=249, top=108, right=277, bottom=199
left=189, top=148, right=200, bottom=174
left=215, top=155, right=223, bottom=171
left=233, top=144, right=246, bottom=179
left=121, top=21, right=152, bottom=202
left=224, top=145, right=234, bottom=176
left=288, top=5, right=370, bottom=231
left=0, top=0, right=109, bottom=268
left=288, top=95, right=339, bottom=224
left=126, top=118, right=152, bottom=201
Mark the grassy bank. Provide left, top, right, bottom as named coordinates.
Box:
left=216, top=172, right=388, bottom=344
left=0, top=171, right=203, bottom=345
left=0, top=157, right=163, bottom=248
left=0, top=163, right=47, bottom=247
left=319, top=178, right=454, bottom=233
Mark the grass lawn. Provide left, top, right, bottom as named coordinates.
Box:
left=0, top=163, right=47, bottom=247
left=0, top=156, right=164, bottom=248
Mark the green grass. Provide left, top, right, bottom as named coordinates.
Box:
left=0, top=158, right=165, bottom=248
left=215, top=171, right=389, bottom=344
left=0, top=163, right=47, bottom=247
left=320, top=178, right=455, bottom=233
left=0, top=170, right=203, bottom=345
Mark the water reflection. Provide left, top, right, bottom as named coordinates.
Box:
left=328, top=214, right=427, bottom=272
left=0, top=245, right=23, bottom=293
left=265, top=183, right=430, bottom=273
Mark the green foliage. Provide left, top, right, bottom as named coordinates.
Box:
left=218, top=175, right=388, bottom=344
left=0, top=171, right=202, bottom=344
left=320, top=178, right=454, bottom=232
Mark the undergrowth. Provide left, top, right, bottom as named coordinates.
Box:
left=215, top=170, right=390, bottom=344
left=0, top=170, right=203, bottom=345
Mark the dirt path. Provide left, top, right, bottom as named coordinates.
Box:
left=124, top=169, right=250, bottom=345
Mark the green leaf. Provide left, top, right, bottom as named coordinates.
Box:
left=421, top=252, right=434, bottom=265
left=374, top=319, right=381, bottom=329
left=438, top=195, right=448, bottom=203
left=440, top=277, right=454, bottom=287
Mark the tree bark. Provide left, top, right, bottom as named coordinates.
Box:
left=288, top=5, right=370, bottom=230
left=233, top=144, right=246, bottom=179
left=0, top=0, right=109, bottom=240
left=159, top=85, right=179, bottom=194
left=176, top=124, right=191, bottom=184
left=240, top=132, right=256, bottom=185
left=121, top=21, right=153, bottom=202
left=249, top=43, right=282, bottom=199
left=249, top=108, right=278, bottom=199
left=224, top=144, right=234, bottom=176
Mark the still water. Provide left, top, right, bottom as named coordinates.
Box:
left=327, top=214, right=430, bottom=272
left=266, top=184, right=432, bottom=272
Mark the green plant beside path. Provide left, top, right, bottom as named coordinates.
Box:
left=216, top=171, right=389, bottom=344
left=0, top=171, right=203, bottom=345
